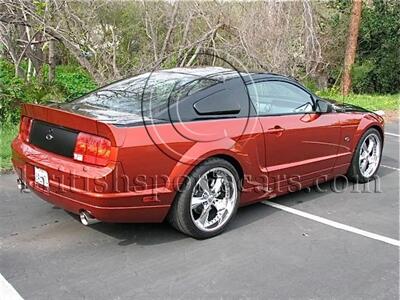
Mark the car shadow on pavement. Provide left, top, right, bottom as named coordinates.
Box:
left=229, top=202, right=277, bottom=230
left=66, top=170, right=396, bottom=246
left=67, top=212, right=186, bottom=246
left=265, top=169, right=396, bottom=209
left=66, top=201, right=279, bottom=246
left=67, top=203, right=277, bottom=246
left=377, top=164, right=398, bottom=178
left=382, top=155, right=399, bottom=168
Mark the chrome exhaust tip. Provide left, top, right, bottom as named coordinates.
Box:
left=17, top=178, right=30, bottom=193
left=79, top=210, right=98, bottom=226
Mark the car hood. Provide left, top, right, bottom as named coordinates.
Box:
left=322, top=98, right=369, bottom=113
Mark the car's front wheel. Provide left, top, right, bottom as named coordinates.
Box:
left=347, top=128, right=382, bottom=183
left=168, top=158, right=240, bottom=239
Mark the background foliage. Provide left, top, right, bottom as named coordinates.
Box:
left=0, top=0, right=399, bottom=170
left=0, top=0, right=398, bottom=101
left=352, top=0, right=400, bottom=94
left=0, top=60, right=96, bottom=123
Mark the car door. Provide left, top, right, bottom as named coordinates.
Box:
left=247, top=79, right=341, bottom=191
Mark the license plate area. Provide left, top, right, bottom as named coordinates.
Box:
left=34, top=167, right=49, bottom=189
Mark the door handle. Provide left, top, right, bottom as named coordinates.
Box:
left=267, top=126, right=285, bottom=134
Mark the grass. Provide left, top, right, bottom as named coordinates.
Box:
left=0, top=125, right=18, bottom=171
left=316, top=92, right=399, bottom=111
left=0, top=93, right=398, bottom=172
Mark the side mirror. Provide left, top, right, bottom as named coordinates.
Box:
left=316, top=99, right=333, bottom=113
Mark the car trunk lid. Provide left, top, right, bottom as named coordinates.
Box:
left=21, top=103, right=126, bottom=161
left=29, top=119, right=78, bottom=158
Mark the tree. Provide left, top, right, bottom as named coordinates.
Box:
left=341, top=0, right=362, bottom=96
left=353, top=0, right=400, bottom=93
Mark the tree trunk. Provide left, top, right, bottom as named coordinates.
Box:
left=45, top=27, right=105, bottom=84
left=26, top=58, right=32, bottom=81
left=48, top=39, right=56, bottom=82
left=341, top=0, right=363, bottom=96
left=159, top=3, right=179, bottom=61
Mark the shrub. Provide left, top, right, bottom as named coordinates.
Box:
left=353, top=1, right=400, bottom=94
left=54, top=65, right=97, bottom=100
left=0, top=60, right=97, bottom=124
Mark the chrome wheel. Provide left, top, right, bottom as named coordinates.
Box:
left=190, top=167, right=238, bottom=232
left=359, top=133, right=381, bottom=178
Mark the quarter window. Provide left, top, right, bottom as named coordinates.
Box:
left=247, top=81, right=314, bottom=115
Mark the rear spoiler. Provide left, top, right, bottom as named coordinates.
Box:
left=21, top=103, right=126, bottom=147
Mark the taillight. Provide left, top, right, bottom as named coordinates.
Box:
left=73, top=132, right=111, bottom=166
left=20, top=117, right=33, bottom=143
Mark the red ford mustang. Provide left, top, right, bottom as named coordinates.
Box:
left=12, top=67, right=384, bottom=238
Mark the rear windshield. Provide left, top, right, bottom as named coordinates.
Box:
left=67, top=71, right=218, bottom=120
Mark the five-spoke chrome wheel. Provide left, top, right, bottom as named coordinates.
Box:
left=359, top=133, right=381, bottom=178
left=190, top=167, right=238, bottom=232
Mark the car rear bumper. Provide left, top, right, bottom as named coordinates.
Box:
left=27, top=186, right=171, bottom=223
left=11, top=137, right=173, bottom=223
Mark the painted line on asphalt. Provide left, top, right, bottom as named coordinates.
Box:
left=0, top=273, right=23, bottom=300
left=385, top=132, right=399, bottom=137
left=381, top=164, right=400, bottom=171
left=262, top=201, right=400, bottom=247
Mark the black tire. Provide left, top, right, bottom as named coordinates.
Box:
left=168, top=158, right=240, bottom=239
left=347, top=128, right=383, bottom=183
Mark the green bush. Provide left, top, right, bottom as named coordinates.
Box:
left=54, top=65, right=97, bottom=100
left=351, top=60, right=375, bottom=93
left=302, top=78, right=319, bottom=93
left=0, top=59, right=97, bottom=124
left=353, top=1, right=400, bottom=94
left=0, top=125, right=18, bottom=170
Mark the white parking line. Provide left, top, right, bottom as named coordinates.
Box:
left=385, top=132, right=399, bottom=137
left=0, top=273, right=23, bottom=300
left=262, top=201, right=400, bottom=247
left=381, top=164, right=400, bottom=171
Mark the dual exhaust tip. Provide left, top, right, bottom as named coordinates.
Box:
left=17, top=178, right=98, bottom=226
left=17, top=178, right=30, bottom=193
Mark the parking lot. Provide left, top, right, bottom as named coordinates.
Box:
left=0, top=121, right=398, bottom=299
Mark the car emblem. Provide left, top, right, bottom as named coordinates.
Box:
left=45, top=133, right=54, bottom=141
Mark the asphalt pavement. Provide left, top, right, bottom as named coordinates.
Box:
left=0, top=121, right=398, bottom=299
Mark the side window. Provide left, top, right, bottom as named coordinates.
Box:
left=247, top=81, right=314, bottom=115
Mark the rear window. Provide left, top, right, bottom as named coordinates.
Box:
left=67, top=71, right=217, bottom=120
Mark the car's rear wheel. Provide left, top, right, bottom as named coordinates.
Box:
left=168, top=158, right=240, bottom=239
left=347, top=128, right=382, bottom=183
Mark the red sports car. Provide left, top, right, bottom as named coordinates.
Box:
left=12, top=67, right=384, bottom=238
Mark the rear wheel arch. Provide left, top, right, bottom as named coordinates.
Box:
left=166, top=148, right=244, bottom=191
left=166, top=153, right=244, bottom=208
left=209, top=154, right=244, bottom=186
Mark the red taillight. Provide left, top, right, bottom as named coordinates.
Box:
left=73, top=132, right=111, bottom=166
left=20, top=117, right=33, bottom=143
